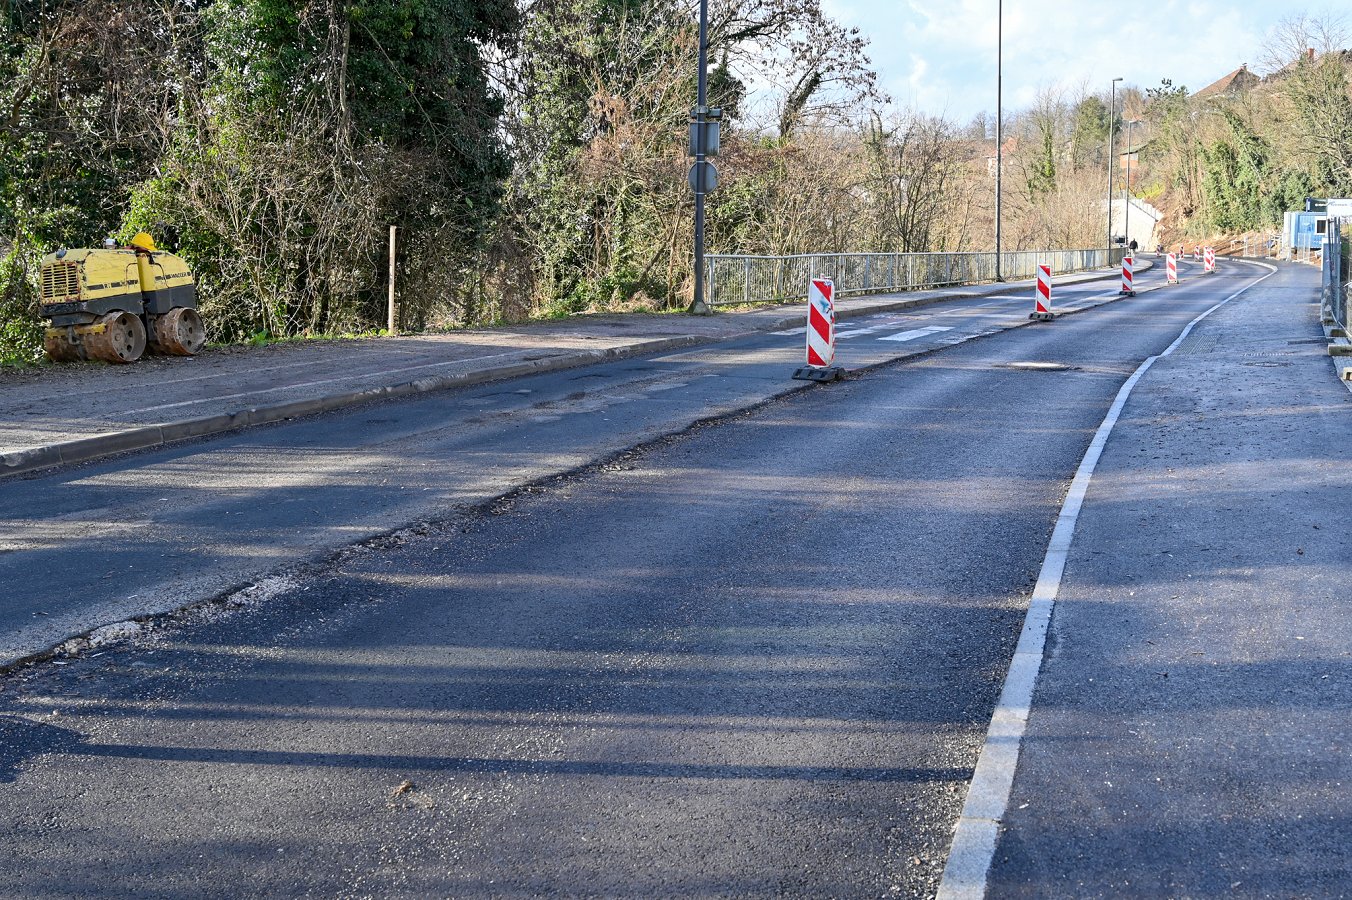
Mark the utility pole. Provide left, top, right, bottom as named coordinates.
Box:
left=994, top=0, right=1003, bottom=281
left=1106, top=77, right=1122, bottom=254
left=1123, top=119, right=1139, bottom=249
left=688, top=0, right=714, bottom=314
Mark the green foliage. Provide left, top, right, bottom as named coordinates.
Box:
left=1070, top=96, right=1113, bottom=168
left=1198, top=109, right=1293, bottom=231
left=0, top=245, right=44, bottom=366
left=1199, top=111, right=1262, bottom=229
left=1027, top=121, right=1057, bottom=198
left=511, top=0, right=697, bottom=309
left=1285, top=53, right=1352, bottom=196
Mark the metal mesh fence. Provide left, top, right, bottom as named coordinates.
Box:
left=1322, top=218, right=1350, bottom=330
left=705, top=248, right=1127, bottom=306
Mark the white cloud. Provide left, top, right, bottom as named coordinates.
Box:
left=823, top=0, right=1278, bottom=120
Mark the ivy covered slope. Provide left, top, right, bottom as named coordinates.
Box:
left=1139, top=51, right=1352, bottom=240
left=0, top=0, right=517, bottom=360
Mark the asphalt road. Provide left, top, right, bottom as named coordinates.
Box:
left=0, top=261, right=1306, bottom=898
left=1, top=268, right=1163, bottom=666
left=985, top=262, right=1352, bottom=896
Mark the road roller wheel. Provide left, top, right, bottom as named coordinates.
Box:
left=44, top=327, right=82, bottom=362
left=86, top=311, right=147, bottom=363
left=151, top=307, right=206, bottom=356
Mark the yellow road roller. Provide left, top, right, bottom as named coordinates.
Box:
left=39, top=232, right=205, bottom=363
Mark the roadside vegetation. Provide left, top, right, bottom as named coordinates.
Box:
left=2, top=3, right=1351, bottom=364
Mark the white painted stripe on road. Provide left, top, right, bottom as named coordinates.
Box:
left=776, top=321, right=903, bottom=339
left=837, top=322, right=910, bottom=339
left=935, top=261, right=1279, bottom=900
left=879, top=326, right=953, bottom=342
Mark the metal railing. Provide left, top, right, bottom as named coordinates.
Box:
left=704, top=248, right=1127, bottom=306
left=1321, top=218, right=1350, bottom=330
left=1232, top=233, right=1280, bottom=259
left=1294, top=234, right=1322, bottom=265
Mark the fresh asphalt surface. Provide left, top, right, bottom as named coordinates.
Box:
left=0, top=270, right=1151, bottom=665
left=1, top=260, right=1345, bottom=897
left=985, top=263, right=1352, bottom=896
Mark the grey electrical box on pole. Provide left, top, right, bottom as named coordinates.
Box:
left=688, top=109, right=722, bottom=158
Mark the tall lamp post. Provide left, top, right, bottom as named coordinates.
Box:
left=1105, top=77, right=1122, bottom=254
left=1123, top=119, right=1140, bottom=250
left=689, top=0, right=712, bottom=314
left=994, top=0, right=1003, bottom=281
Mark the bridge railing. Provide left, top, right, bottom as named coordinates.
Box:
left=704, top=248, right=1126, bottom=306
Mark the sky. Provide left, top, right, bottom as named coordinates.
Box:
left=821, top=0, right=1302, bottom=123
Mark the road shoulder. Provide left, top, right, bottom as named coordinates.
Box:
left=983, top=263, right=1352, bottom=894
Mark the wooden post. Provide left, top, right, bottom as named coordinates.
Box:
left=387, top=225, right=397, bottom=334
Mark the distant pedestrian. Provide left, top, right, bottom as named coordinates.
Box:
left=1129, top=239, right=1138, bottom=253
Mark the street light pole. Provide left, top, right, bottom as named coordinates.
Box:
left=689, top=0, right=711, bottom=314
left=994, top=0, right=1003, bottom=281
left=1106, top=77, right=1122, bottom=254
left=1123, top=119, right=1138, bottom=250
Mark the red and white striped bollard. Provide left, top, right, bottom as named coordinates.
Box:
left=792, top=277, right=845, bottom=381
left=1166, top=252, right=1178, bottom=284
left=1030, top=264, right=1054, bottom=320
left=1203, top=247, right=1216, bottom=273
left=1120, top=254, right=1135, bottom=296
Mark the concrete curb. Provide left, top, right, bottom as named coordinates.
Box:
left=0, top=264, right=1140, bottom=479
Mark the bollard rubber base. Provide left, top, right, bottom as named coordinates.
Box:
left=1028, top=311, right=1056, bottom=322
left=1119, top=289, right=1136, bottom=296
left=792, top=365, right=845, bottom=382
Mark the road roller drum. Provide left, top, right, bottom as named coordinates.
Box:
left=37, top=233, right=203, bottom=364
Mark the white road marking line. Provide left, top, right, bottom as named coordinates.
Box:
left=838, top=323, right=906, bottom=339
left=878, top=326, right=954, bottom=342
left=935, top=261, right=1279, bottom=900
left=774, top=322, right=870, bottom=338
left=126, top=350, right=559, bottom=414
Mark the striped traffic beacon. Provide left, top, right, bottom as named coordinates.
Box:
left=1204, top=247, right=1216, bottom=273
left=792, top=277, right=845, bottom=381
left=1029, top=263, right=1054, bottom=321
left=1166, top=252, right=1179, bottom=284
left=1120, top=254, right=1136, bottom=296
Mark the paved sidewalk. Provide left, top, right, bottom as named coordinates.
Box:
left=983, top=263, right=1352, bottom=894
left=0, top=265, right=1136, bottom=476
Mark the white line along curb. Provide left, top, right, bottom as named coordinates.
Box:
left=936, top=261, right=1278, bottom=899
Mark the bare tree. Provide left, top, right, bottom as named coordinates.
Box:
left=1258, top=11, right=1351, bottom=74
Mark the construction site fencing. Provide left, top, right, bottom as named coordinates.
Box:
left=1322, top=218, right=1351, bottom=331
left=1294, top=234, right=1322, bottom=265
left=1234, top=233, right=1280, bottom=259
left=704, top=248, right=1127, bottom=306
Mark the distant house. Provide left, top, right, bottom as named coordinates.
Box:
left=1118, top=141, right=1149, bottom=172
left=1191, top=65, right=1260, bottom=101
left=1264, top=48, right=1352, bottom=84
left=983, top=137, right=1019, bottom=178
